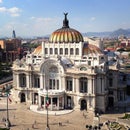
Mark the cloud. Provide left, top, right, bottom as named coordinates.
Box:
left=0, top=6, right=21, bottom=17
left=0, top=16, right=61, bottom=37
left=0, top=0, right=3, bottom=3
left=30, top=16, right=53, bottom=23
left=90, top=17, right=96, bottom=21
left=28, top=16, right=60, bottom=36
left=0, top=7, right=6, bottom=12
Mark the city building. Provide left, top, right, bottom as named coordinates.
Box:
left=12, top=13, right=111, bottom=113
left=0, top=30, right=22, bottom=62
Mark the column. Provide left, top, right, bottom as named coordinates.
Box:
left=51, top=98, right=53, bottom=110
left=62, top=96, right=64, bottom=109
left=17, top=73, right=20, bottom=88
left=29, top=73, right=32, bottom=88
left=58, top=42, right=60, bottom=55
left=42, top=42, right=45, bottom=56
left=26, top=73, right=30, bottom=88
left=88, top=77, right=91, bottom=94
left=61, top=76, right=66, bottom=90
left=44, top=74, right=46, bottom=89
left=57, top=97, right=59, bottom=110
left=63, top=43, right=65, bottom=56
left=44, top=96, right=46, bottom=107
left=38, top=95, right=41, bottom=106
left=92, top=77, right=94, bottom=94
left=102, top=76, right=105, bottom=93
left=73, top=77, right=76, bottom=92
left=32, top=93, right=34, bottom=104
left=73, top=43, right=76, bottom=57
left=40, top=74, right=44, bottom=89
left=75, top=78, right=79, bottom=93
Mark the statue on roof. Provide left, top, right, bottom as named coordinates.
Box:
left=63, top=12, right=69, bottom=28
left=64, top=12, right=68, bottom=19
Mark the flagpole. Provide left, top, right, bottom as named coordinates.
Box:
left=45, top=87, right=50, bottom=130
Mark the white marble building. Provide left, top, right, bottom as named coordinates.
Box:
left=12, top=13, right=108, bottom=113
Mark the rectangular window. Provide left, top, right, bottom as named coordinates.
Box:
left=66, top=78, right=73, bottom=91
left=57, top=80, right=59, bottom=89
left=53, top=79, right=55, bottom=89
left=109, top=78, right=113, bottom=87
left=88, top=61, right=91, bottom=65
left=80, top=78, right=87, bottom=93
left=21, top=77, right=26, bottom=87
left=34, top=77, right=40, bottom=88
left=49, top=79, right=52, bottom=89
left=20, top=75, right=26, bottom=87
left=45, top=48, right=48, bottom=54
left=55, top=48, right=58, bottom=54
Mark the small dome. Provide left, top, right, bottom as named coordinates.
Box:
left=32, top=45, right=42, bottom=54
left=49, top=13, right=84, bottom=43
left=83, top=43, right=103, bottom=56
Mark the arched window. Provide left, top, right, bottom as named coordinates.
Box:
left=49, top=66, right=59, bottom=90
left=60, top=48, right=63, bottom=54
left=70, top=48, right=73, bottom=55
left=79, top=77, right=87, bottom=93
left=65, top=48, right=68, bottom=55
left=76, top=48, right=79, bottom=55
left=49, top=66, right=58, bottom=73
left=80, top=67, right=87, bottom=71
left=55, top=48, right=58, bottom=54
left=50, top=48, right=53, bottom=54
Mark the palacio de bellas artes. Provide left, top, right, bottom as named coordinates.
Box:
left=11, top=13, right=129, bottom=115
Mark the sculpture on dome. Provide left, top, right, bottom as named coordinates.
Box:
left=64, top=12, right=68, bottom=19
left=63, top=12, right=69, bottom=28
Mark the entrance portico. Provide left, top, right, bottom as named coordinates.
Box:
left=38, top=89, right=65, bottom=110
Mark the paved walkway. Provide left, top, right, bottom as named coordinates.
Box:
left=30, top=105, right=74, bottom=115
left=0, top=97, right=130, bottom=130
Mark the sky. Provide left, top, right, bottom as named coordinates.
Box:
left=0, top=0, right=130, bottom=37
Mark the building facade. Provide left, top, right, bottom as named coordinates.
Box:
left=0, top=31, right=22, bottom=63
left=12, top=14, right=109, bottom=113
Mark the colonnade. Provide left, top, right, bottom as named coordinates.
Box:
left=38, top=95, right=64, bottom=110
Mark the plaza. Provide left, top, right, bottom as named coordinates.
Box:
left=0, top=97, right=130, bottom=130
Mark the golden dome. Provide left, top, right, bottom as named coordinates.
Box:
left=49, top=13, right=84, bottom=43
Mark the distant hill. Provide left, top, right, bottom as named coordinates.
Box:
left=1, top=28, right=130, bottom=39
left=83, top=28, right=130, bottom=38
left=83, top=31, right=111, bottom=37
left=109, top=28, right=130, bottom=37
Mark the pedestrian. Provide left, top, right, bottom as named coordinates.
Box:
left=32, top=124, right=35, bottom=128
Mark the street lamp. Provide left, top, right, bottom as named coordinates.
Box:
left=45, top=87, right=50, bottom=130
left=5, top=87, right=11, bottom=128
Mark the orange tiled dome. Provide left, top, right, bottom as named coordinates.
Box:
left=32, top=45, right=42, bottom=54
left=49, top=13, right=84, bottom=43
left=83, top=43, right=102, bottom=55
